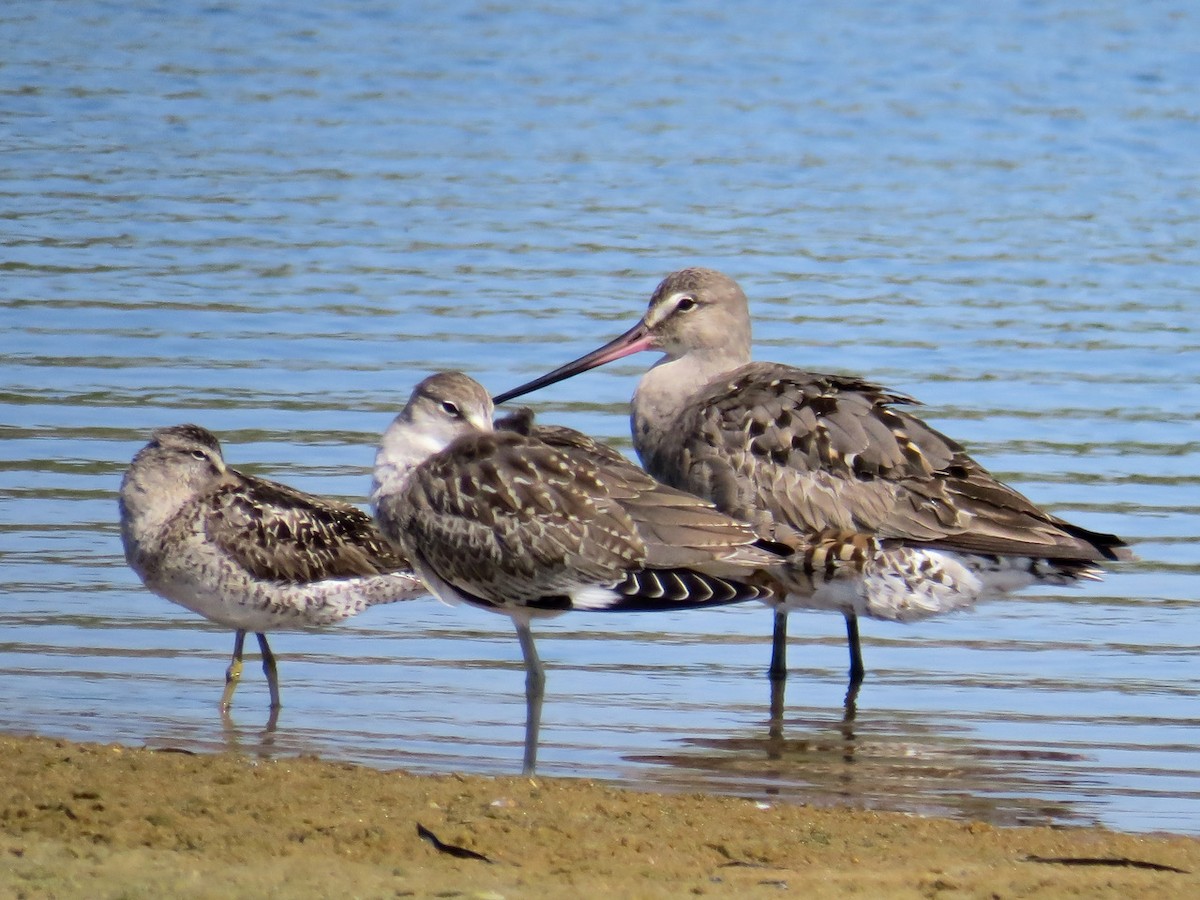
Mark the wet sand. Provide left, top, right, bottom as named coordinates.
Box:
left=1, top=733, right=1196, bottom=899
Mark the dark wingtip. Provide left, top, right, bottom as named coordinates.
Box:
left=1057, top=521, right=1134, bottom=562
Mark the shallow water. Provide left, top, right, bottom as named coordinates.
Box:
left=2, top=0, right=1198, bottom=835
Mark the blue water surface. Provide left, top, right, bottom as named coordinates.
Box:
left=2, top=0, right=1197, bottom=835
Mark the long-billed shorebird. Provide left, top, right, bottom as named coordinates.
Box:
left=119, top=424, right=425, bottom=715
left=370, top=372, right=784, bottom=772
left=493, top=268, right=1131, bottom=694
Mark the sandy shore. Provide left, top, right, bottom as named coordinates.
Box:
left=1, top=733, right=1196, bottom=899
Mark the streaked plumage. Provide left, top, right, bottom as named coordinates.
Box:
left=371, top=373, right=782, bottom=772
left=496, top=406, right=630, bottom=469
left=493, top=267, right=1131, bottom=688
left=119, top=423, right=424, bottom=712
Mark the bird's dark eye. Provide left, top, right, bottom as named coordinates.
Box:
left=676, top=296, right=697, bottom=312
left=189, top=450, right=208, bottom=461
left=441, top=400, right=461, bottom=418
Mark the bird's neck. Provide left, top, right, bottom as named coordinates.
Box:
left=369, top=423, right=438, bottom=512
left=118, top=466, right=196, bottom=557
left=631, top=348, right=744, bottom=473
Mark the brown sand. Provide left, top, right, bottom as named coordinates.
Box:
left=1, top=734, right=1196, bottom=899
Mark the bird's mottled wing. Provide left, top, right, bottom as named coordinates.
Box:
left=658, top=364, right=920, bottom=535
left=663, top=362, right=1124, bottom=561
left=204, top=471, right=412, bottom=583
left=391, top=431, right=645, bottom=607
left=608, top=473, right=787, bottom=571
left=498, top=408, right=782, bottom=571
left=920, top=454, right=1129, bottom=560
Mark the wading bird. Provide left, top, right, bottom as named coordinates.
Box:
left=493, top=268, right=1130, bottom=700
left=120, top=424, right=424, bottom=717
left=370, top=372, right=784, bottom=772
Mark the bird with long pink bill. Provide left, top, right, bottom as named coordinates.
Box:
left=493, top=267, right=1131, bottom=699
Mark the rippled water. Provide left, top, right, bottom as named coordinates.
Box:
left=2, top=0, right=1198, bottom=835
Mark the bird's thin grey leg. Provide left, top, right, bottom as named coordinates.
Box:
left=768, top=608, right=788, bottom=681
left=255, top=632, right=281, bottom=710
left=514, top=620, right=545, bottom=776
left=221, top=629, right=248, bottom=710
left=844, top=612, right=865, bottom=687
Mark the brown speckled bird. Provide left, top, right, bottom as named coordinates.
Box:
left=119, top=424, right=424, bottom=712
left=493, top=267, right=1131, bottom=690
left=370, top=372, right=784, bottom=772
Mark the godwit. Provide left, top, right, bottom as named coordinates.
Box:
left=493, top=267, right=1131, bottom=692
left=370, top=372, right=783, bottom=773
left=119, top=424, right=425, bottom=715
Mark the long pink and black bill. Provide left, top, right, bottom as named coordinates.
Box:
left=493, top=319, right=657, bottom=405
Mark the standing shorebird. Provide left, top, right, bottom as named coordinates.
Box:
left=119, top=424, right=425, bottom=716
left=370, top=372, right=783, bottom=773
left=493, top=268, right=1131, bottom=696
